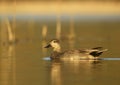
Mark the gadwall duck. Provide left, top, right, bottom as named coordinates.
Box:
left=44, top=39, right=107, bottom=60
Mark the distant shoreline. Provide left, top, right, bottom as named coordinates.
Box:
left=0, top=2, right=120, bottom=15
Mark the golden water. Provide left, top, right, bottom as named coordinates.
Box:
left=0, top=16, right=120, bottom=85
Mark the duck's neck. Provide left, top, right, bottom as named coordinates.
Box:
left=53, top=45, right=61, bottom=53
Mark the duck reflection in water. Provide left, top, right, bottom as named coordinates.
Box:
left=50, top=59, right=102, bottom=85
left=51, top=60, right=62, bottom=85
left=45, top=39, right=107, bottom=60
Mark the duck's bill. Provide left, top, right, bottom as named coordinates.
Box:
left=44, top=44, right=51, bottom=48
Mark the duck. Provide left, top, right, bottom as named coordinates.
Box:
left=44, top=39, right=108, bottom=60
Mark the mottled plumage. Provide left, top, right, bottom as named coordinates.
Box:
left=44, top=39, right=107, bottom=60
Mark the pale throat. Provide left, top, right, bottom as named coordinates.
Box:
left=53, top=45, right=61, bottom=52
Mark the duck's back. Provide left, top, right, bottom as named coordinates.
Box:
left=50, top=47, right=107, bottom=60
left=59, top=47, right=107, bottom=60
left=60, top=49, right=92, bottom=60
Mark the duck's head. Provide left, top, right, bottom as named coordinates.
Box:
left=44, top=39, right=61, bottom=52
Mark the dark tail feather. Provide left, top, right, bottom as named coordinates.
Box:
left=90, top=52, right=103, bottom=57
left=90, top=47, right=108, bottom=57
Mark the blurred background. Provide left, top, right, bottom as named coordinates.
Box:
left=0, top=0, right=120, bottom=85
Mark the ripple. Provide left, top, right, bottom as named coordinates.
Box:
left=102, top=58, right=120, bottom=60
left=43, top=57, right=51, bottom=61
left=43, top=57, right=120, bottom=61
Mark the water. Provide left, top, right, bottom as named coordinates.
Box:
left=0, top=16, right=120, bottom=85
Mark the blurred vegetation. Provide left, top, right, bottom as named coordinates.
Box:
left=0, top=0, right=120, bottom=2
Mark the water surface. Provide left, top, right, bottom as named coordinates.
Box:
left=0, top=16, right=120, bottom=85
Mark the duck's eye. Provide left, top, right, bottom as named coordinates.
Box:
left=53, top=41, right=57, bottom=43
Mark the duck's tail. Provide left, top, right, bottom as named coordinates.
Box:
left=89, top=47, right=108, bottom=57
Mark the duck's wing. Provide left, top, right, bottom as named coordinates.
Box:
left=92, top=47, right=108, bottom=52
left=79, top=47, right=108, bottom=57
